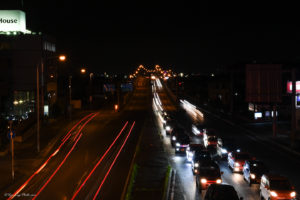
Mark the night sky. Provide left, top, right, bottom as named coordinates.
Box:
left=1, top=1, right=300, bottom=73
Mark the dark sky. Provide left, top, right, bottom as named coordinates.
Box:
left=2, top=1, right=300, bottom=73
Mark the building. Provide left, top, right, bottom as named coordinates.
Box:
left=0, top=10, right=58, bottom=119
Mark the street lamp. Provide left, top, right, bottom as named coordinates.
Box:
left=80, top=68, right=86, bottom=74
left=59, top=55, right=66, bottom=62
left=36, top=54, right=66, bottom=153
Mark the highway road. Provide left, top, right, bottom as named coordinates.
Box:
left=5, top=77, right=152, bottom=200
left=4, top=75, right=300, bottom=200
left=152, top=77, right=300, bottom=200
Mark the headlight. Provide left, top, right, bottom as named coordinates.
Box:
left=216, top=179, right=222, bottom=184
left=194, top=163, right=199, bottom=168
left=270, top=191, right=278, bottom=197
left=250, top=174, right=256, bottom=179
left=290, top=191, right=296, bottom=198
left=221, top=148, right=227, bottom=154
left=166, top=126, right=171, bottom=131
left=234, top=162, right=240, bottom=167
left=201, top=178, right=207, bottom=183
left=176, top=142, right=180, bottom=147
left=172, top=136, right=176, bottom=141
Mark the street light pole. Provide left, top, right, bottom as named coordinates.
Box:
left=291, top=68, right=296, bottom=148
left=89, top=73, right=93, bottom=109
left=68, top=75, right=72, bottom=120
left=36, top=55, right=66, bottom=153
left=9, top=120, right=14, bottom=181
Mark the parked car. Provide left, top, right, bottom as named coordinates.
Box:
left=243, top=160, right=269, bottom=186
left=204, top=184, right=243, bottom=200
left=260, top=174, right=297, bottom=200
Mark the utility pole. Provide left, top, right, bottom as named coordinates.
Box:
left=36, top=62, right=40, bottom=153
left=272, top=104, right=277, bottom=137
left=9, top=120, right=14, bottom=181
left=41, top=60, right=44, bottom=120
left=68, top=75, right=72, bottom=120
left=230, top=69, right=234, bottom=115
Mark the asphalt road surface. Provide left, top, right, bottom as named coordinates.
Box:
left=5, top=77, right=152, bottom=200
left=5, top=76, right=300, bottom=200
left=153, top=78, right=300, bottom=200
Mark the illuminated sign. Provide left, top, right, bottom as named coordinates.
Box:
left=254, top=112, right=262, bottom=119
left=287, top=81, right=300, bottom=94
left=0, top=10, right=26, bottom=32
left=296, top=95, right=300, bottom=108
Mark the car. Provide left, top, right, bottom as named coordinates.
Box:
left=216, top=139, right=236, bottom=159
left=203, top=128, right=217, bottom=140
left=174, top=133, right=190, bottom=154
left=192, top=124, right=206, bottom=136
left=243, top=160, right=269, bottom=186
left=195, top=164, right=223, bottom=193
left=204, top=136, right=219, bottom=148
left=161, top=112, right=169, bottom=127
left=170, top=127, right=185, bottom=147
left=186, top=143, right=204, bottom=162
left=228, top=150, right=253, bottom=173
left=260, top=174, right=297, bottom=200
left=204, top=184, right=243, bottom=200
left=191, top=150, right=212, bottom=174
left=206, top=144, right=219, bottom=160
left=164, top=118, right=176, bottom=135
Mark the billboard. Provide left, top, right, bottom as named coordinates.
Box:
left=121, top=83, right=133, bottom=92
left=0, top=10, right=26, bottom=32
left=246, top=64, right=282, bottom=103
left=286, top=81, right=300, bottom=94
